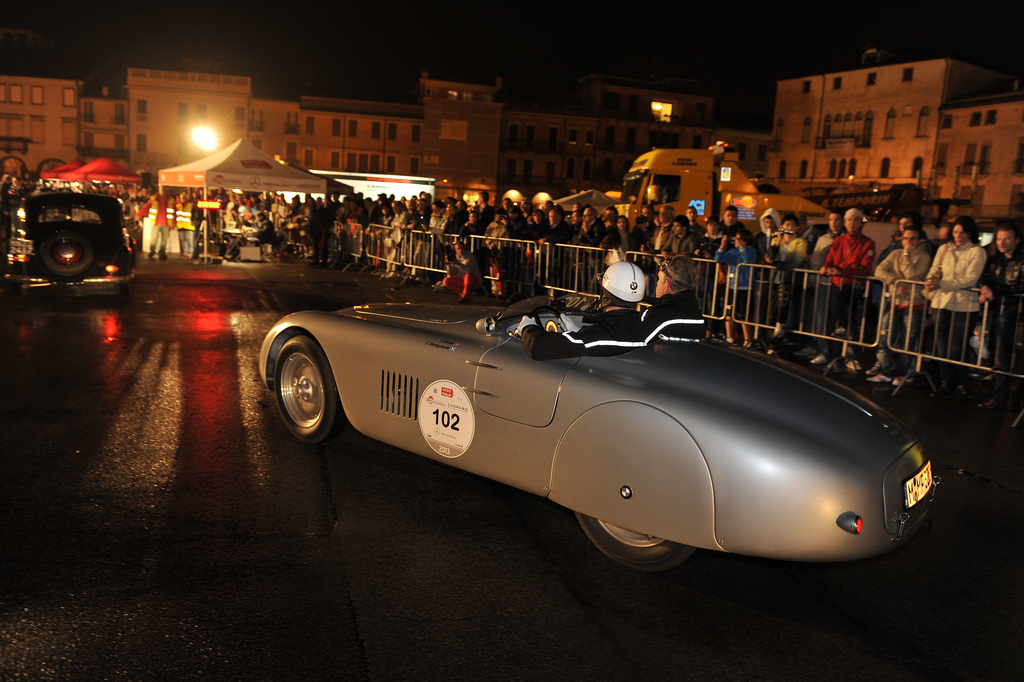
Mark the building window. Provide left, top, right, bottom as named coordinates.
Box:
left=332, top=119, right=341, bottom=136
left=137, top=99, right=146, bottom=115
left=757, top=145, right=767, bottom=162
left=305, top=117, right=315, bottom=134
left=196, top=103, right=207, bottom=119
left=10, top=84, right=23, bottom=103
left=823, top=114, right=832, bottom=138
left=330, top=151, right=339, bottom=169
left=568, top=129, right=578, bottom=144
left=979, top=145, right=991, bottom=174
left=838, top=159, right=847, bottom=178
left=411, top=125, right=421, bottom=143
left=829, top=159, right=837, bottom=177
left=801, top=117, right=811, bottom=143
left=833, top=77, right=842, bottom=90
left=136, top=133, right=147, bottom=152
left=506, top=159, right=516, bottom=178
left=115, top=103, right=126, bottom=124
left=357, top=153, right=368, bottom=171
left=304, top=149, right=314, bottom=167
left=863, top=111, right=874, bottom=143
left=82, top=100, right=94, bottom=122
left=848, top=158, right=856, bottom=176
left=523, top=160, right=533, bottom=179
left=508, top=124, right=518, bottom=147
left=737, top=142, right=747, bottom=160
left=370, top=154, right=380, bottom=172
left=582, top=159, right=592, bottom=180
left=566, top=157, right=575, bottom=179
left=917, top=107, right=931, bottom=136
left=372, top=121, right=381, bottom=139
left=388, top=123, right=397, bottom=140
left=880, top=157, right=891, bottom=178
left=62, top=87, right=75, bottom=107
left=902, top=68, right=914, bottom=82
left=585, top=130, right=594, bottom=145
left=386, top=155, right=395, bottom=173
left=0, top=84, right=6, bottom=102
left=286, top=141, right=297, bottom=162
left=912, top=156, right=924, bottom=178
left=969, top=112, right=982, bottom=127
left=625, top=127, right=635, bottom=149
left=410, top=157, right=419, bottom=174
left=942, top=115, right=952, bottom=129
left=30, top=85, right=43, bottom=105
left=605, top=125, right=615, bottom=147
left=348, top=120, right=358, bottom=137
left=651, top=101, right=673, bottom=122
left=802, top=80, right=811, bottom=93
left=884, top=109, right=897, bottom=138
left=778, top=160, right=787, bottom=179
left=799, top=160, right=808, bottom=178
left=548, top=126, right=559, bottom=150
left=867, top=72, right=877, bottom=86
left=985, top=110, right=997, bottom=125
left=346, top=153, right=356, bottom=170
left=546, top=161, right=556, bottom=181
left=178, top=102, right=188, bottom=118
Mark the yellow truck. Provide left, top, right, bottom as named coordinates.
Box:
left=618, top=145, right=827, bottom=231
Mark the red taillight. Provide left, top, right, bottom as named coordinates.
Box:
left=105, top=264, right=119, bottom=274
left=836, top=512, right=863, bottom=534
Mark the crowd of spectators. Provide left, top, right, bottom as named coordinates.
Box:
left=1, top=174, right=1022, bottom=411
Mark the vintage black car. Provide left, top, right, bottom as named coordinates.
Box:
left=5, top=192, right=136, bottom=295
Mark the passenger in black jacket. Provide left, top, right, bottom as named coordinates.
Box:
left=517, top=257, right=705, bottom=360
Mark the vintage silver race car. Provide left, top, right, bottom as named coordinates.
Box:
left=259, top=296, right=936, bottom=571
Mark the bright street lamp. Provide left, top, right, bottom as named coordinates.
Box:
left=191, top=127, right=218, bottom=152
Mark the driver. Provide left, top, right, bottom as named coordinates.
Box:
left=516, top=257, right=705, bottom=360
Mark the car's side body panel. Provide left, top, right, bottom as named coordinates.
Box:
left=259, top=300, right=934, bottom=564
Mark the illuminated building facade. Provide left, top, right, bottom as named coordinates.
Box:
left=770, top=48, right=1008, bottom=206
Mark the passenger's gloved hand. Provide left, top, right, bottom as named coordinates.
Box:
left=558, top=313, right=583, bottom=333
left=513, top=315, right=538, bottom=338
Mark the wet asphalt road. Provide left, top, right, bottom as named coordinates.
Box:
left=0, top=256, right=1021, bottom=681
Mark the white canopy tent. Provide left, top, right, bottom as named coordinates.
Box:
left=553, top=189, right=618, bottom=210
left=158, top=138, right=352, bottom=195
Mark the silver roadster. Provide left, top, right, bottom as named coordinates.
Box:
left=259, top=296, right=936, bottom=571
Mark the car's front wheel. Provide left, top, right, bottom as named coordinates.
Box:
left=575, top=513, right=696, bottom=572
left=274, top=335, right=343, bottom=444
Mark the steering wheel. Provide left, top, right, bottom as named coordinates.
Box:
left=529, top=305, right=565, bottom=332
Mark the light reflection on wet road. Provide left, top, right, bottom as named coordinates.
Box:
left=0, top=258, right=1020, bottom=680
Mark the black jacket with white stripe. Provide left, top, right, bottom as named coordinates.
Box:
left=520, top=291, right=705, bottom=360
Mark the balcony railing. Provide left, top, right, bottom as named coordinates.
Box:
left=0, top=136, right=30, bottom=153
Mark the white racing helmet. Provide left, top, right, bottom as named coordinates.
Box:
left=601, top=261, right=646, bottom=302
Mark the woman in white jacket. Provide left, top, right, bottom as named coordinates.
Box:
left=923, top=217, right=986, bottom=397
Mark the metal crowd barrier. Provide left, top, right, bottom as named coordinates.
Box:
left=537, top=242, right=607, bottom=297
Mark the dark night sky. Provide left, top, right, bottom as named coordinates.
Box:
left=8, top=2, right=1024, bottom=123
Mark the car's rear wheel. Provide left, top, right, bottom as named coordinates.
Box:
left=40, top=230, right=95, bottom=278
left=274, top=335, right=343, bottom=444
left=575, top=512, right=696, bottom=572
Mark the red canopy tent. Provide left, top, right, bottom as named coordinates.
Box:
left=63, top=157, right=140, bottom=184
left=39, top=158, right=86, bottom=180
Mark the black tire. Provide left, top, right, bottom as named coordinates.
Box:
left=40, top=230, right=95, bottom=278
left=273, top=335, right=343, bottom=444
left=575, top=512, right=697, bottom=572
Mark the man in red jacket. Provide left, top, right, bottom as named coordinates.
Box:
left=819, top=208, right=876, bottom=370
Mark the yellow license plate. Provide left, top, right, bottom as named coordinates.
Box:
left=903, top=460, right=933, bottom=509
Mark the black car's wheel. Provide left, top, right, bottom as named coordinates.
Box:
left=575, top=512, right=696, bottom=572
left=274, top=335, right=343, bottom=444
left=40, top=230, right=95, bottom=278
